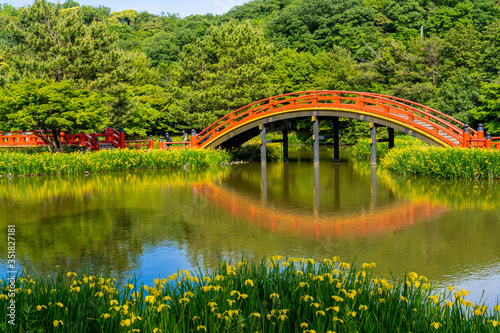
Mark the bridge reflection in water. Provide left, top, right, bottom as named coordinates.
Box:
left=200, top=162, right=446, bottom=241
left=1, top=155, right=499, bottom=306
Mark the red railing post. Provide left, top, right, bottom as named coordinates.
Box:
left=462, top=125, right=471, bottom=148
left=190, top=129, right=197, bottom=148
left=148, top=135, right=154, bottom=151
left=476, top=123, right=485, bottom=148
left=118, top=128, right=125, bottom=149
left=333, top=93, right=340, bottom=105
left=93, top=134, right=100, bottom=151
left=485, top=132, right=492, bottom=149
left=105, top=128, right=111, bottom=143
left=159, top=137, right=164, bottom=150
left=477, top=123, right=484, bottom=140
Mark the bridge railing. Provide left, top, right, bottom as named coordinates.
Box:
left=362, top=93, right=477, bottom=136
left=0, top=131, right=45, bottom=146
left=353, top=93, right=464, bottom=146
left=0, top=128, right=147, bottom=151
left=194, top=91, right=467, bottom=148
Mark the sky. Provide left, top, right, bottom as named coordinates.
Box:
left=3, top=0, right=250, bottom=17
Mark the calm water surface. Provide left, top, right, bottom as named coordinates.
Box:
left=1, top=148, right=500, bottom=305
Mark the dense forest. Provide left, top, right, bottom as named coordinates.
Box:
left=0, top=0, right=500, bottom=150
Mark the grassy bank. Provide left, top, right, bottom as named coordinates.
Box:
left=382, top=146, right=500, bottom=180
left=229, top=135, right=283, bottom=162
left=352, top=135, right=500, bottom=180
left=351, top=135, right=422, bottom=160
left=1, top=256, right=498, bottom=332
left=0, top=148, right=232, bottom=176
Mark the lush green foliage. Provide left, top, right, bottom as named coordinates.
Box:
left=167, top=20, right=277, bottom=129
left=1, top=256, right=499, bottom=332
left=229, top=135, right=284, bottom=162
left=381, top=146, right=500, bottom=179
left=0, top=79, right=110, bottom=152
left=0, top=0, right=135, bottom=151
left=0, top=148, right=231, bottom=176
left=351, top=135, right=423, bottom=160
left=1, top=0, right=500, bottom=146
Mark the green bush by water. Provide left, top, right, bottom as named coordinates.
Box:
left=1, top=256, right=498, bottom=332
left=381, top=146, right=500, bottom=180
left=351, top=135, right=422, bottom=160
left=229, top=135, right=283, bottom=162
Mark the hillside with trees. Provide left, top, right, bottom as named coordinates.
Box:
left=1, top=0, right=499, bottom=147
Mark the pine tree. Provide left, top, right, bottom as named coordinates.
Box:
left=0, top=0, right=133, bottom=151
left=168, top=20, right=277, bottom=129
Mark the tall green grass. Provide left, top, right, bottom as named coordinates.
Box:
left=229, top=136, right=284, bottom=162
left=351, top=135, right=422, bottom=160
left=382, top=146, right=500, bottom=179
left=1, top=256, right=498, bottom=332
left=0, top=148, right=232, bottom=176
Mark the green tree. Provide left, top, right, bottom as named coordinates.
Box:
left=10, top=1, right=132, bottom=89
left=168, top=20, right=277, bottom=129
left=3, top=0, right=133, bottom=151
left=61, top=0, right=80, bottom=9
left=141, top=13, right=216, bottom=67
left=439, top=23, right=483, bottom=78
left=0, top=50, right=9, bottom=86
left=0, top=79, right=110, bottom=152
left=482, top=21, right=500, bottom=78
left=271, top=47, right=358, bottom=93
left=223, top=0, right=292, bottom=21
left=80, top=5, right=111, bottom=24
left=431, top=69, right=482, bottom=123
left=268, top=0, right=376, bottom=57
left=470, top=79, right=500, bottom=134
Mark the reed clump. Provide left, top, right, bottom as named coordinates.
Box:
left=229, top=136, right=283, bottom=162
left=0, top=148, right=232, bottom=176
left=381, top=146, right=500, bottom=179
left=1, top=256, right=498, bottom=332
left=351, top=135, right=422, bottom=160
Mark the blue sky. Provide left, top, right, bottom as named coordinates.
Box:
left=4, top=0, right=250, bottom=17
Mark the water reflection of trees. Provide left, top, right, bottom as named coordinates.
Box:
left=0, top=169, right=231, bottom=278
left=1, top=163, right=500, bottom=290
left=352, top=160, right=500, bottom=211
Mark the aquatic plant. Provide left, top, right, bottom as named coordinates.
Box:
left=351, top=135, right=422, bottom=160
left=0, top=256, right=498, bottom=332
left=381, top=146, right=500, bottom=180
left=229, top=135, right=284, bottom=162
left=0, top=148, right=232, bottom=176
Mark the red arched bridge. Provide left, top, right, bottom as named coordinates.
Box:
left=192, top=91, right=499, bottom=164
left=1, top=91, right=499, bottom=163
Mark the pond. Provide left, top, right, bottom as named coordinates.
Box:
left=1, top=147, right=499, bottom=306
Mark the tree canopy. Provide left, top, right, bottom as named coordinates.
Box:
left=0, top=0, right=499, bottom=140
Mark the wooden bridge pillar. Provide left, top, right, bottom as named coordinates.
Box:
left=388, top=127, right=395, bottom=149
left=313, top=116, right=319, bottom=165
left=261, top=163, right=267, bottom=204
left=371, top=165, right=378, bottom=209
left=282, top=123, right=289, bottom=162
left=314, top=164, right=320, bottom=216
left=260, top=124, right=267, bottom=164
left=283, top=162, right=290, bottom=201
left=370, top=122, right=377, bottom=166
left=334, top=162, right=340, bottom=210
left=333, top=117, right=340, bottom=162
